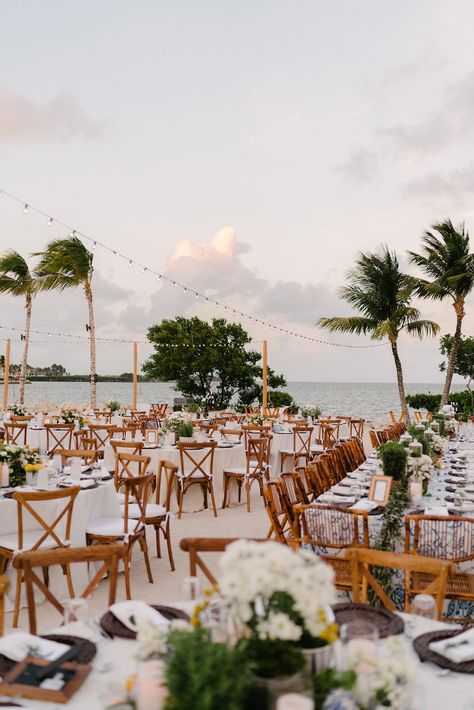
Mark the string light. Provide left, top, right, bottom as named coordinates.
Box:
left=0, top=186, right=388, bottom=350
left=47, top=217, right=53, bottom=226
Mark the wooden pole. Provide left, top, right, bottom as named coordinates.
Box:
left=262, top=339, right=268, bottom=413
left=3, top=339, right=11, bottom=412
left=132, top=341, right=138, bottom=410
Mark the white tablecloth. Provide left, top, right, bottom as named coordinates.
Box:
left=10, top=611, right=473, bottom=709
left=104, top=441, right=246, bottom=513
left=0, top=480, right=120, bottom=611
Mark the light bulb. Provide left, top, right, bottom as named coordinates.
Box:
left=92, top=241, right=96, bottom=249
left=128, top=260, right=133, bottom=268
left=23, top=204, right=28, bottom=213
left=183, top=288, right=187, bottom=294
left=47, top=217, right=53, bottom=226
left=195, top=293, right=199, bottom=299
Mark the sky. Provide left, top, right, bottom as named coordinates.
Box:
left=0, top=0, right=473, bottom=383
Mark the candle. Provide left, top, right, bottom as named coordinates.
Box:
left=276, top=694, right=314, bottom=710
left=70, top=458, right=81, bottom=481
left=37, top=468, right=49, bottom=490
left=136, top=660, right=167, bottom=710
left=0, top=463, right=9, bottom=487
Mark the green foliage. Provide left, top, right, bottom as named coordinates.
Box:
left=164, top=629, right=252, bottom=710
left=405, top=393, right=441, bottom=412
left=440, top=334, right=474, bottom=384
left=300, top=405, right=322, bottom=420
left=377, top=441, right=407, bottom=480
left=313, top=668, right=357, bottom=709
left=143, top=317, right=286, bottom=410
left=267, top=390, right=296, bottom=410
left=240, top=636, right=304, bottom=680
left=34, top=236, right=94, bottom=291
left=238, top=368, right=287, bottom=408
left=408, top=424, right=430, bottom=454
left=106, top=400, right=120, bottom=412
left=187, top=403, right=202, bottom=414
left=9, top=405, right=27, bottom=416
left=176, top=421, right=194, bottom=438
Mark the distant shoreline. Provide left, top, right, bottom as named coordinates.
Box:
left=24, top=376, right=156, bottom=383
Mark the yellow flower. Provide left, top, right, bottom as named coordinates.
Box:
left=320, top=623, right=339, bottom=644
left=83, top=419, right=89, bottom=423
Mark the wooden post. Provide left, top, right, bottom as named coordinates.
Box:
left=3, top=339, right=11, bottom=412
left=132, top=341, right=138, bottom=410
left=262, top=339, right=268, bottom=413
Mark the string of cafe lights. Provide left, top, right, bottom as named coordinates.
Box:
left=0, top=187, right=388, bottom=350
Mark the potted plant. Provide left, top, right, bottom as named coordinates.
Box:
left=106, top=400, right=121, bottom=413
left=176, top=421, right=194, bottom=442
left=377, top=441, right=407, bottom=481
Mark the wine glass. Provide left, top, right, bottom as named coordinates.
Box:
left=181, top=575, right=201, bottom=601
left=62, top=597, right=91, bottom=626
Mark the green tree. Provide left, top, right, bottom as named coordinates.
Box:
left=238, top=367, right=287, bottom=408
left=143, top=317, right=285, bottom=409
left=0, top=251, right=38, bottom=405
left=317, top=246, right=439, bottom=422
left=409, top=220, right=474, bottom=407
left=34, top=237, right=97, bottom=407
left=439, top=334, right=474, bottom=411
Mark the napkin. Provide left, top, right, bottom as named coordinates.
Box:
left=0, top=632, right=68, bottom=662
left=429, top=628, right=474, bottom=663
left=332, top=485, right=357, bottom=496
left=350, top=499, right=378, bottom=511
left=109, top=600, right=170, bottom=631
left=424, top=506, right=449, bottom=516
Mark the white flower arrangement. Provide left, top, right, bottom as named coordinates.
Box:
left=407, top=453, right=433, bottom=481
left=162, top=411, right=193, bottom=433
left=430, top=434, right=444, bottom=455
left=440, top=404, right=455, bottom=418
left=345, top=636, right=415, bottom=709
left=137, top=618, right=192, bottom=660
left=219, top=540, right=337, bottom=644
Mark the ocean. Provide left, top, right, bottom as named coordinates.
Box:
left=8, top=381, right=466, bottom=422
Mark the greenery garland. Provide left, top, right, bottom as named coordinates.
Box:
left=370, top=477, right=411, bottom=605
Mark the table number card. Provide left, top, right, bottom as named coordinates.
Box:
left=368, top=475, right=393, bottom=506
left=145, top=429, right=159, bottom=446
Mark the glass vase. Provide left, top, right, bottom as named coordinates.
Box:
left=251, top=672, right=304, bottom=710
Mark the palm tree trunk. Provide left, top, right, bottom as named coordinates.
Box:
left=85, top=282, right=97, bottom=409
left=390, top=338, right=409, bottom=423
left=19, top=294, right=32, bottom=405
left=441, top=302, right=464, bottom=407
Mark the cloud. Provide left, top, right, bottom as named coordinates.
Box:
left=405, top=164, right=474, bottom=204
left=0, top=84, right=103, bottom=143
left=338, top=149, right=378, bottom=183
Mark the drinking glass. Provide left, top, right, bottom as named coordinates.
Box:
left=411, top=594, right=436, bottom=620
left=62, top=597, right=91, bottom=625
left=339, top=620, right=379, bottom=644
left=339, top=620, right=379, bottom=671
left=203, top=601, right=230, bottom=643
left=181, top=575, right=201, bottom=601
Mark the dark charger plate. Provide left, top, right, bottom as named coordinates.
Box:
left=0, top=634, right=96, bottom=677
left=100, top=604, right=189, bottom=639
left=332, top=602, right=404, bottom=638
left=413, top=629, right=474, bottom=674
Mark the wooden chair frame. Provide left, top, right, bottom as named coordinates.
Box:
left=222, top=437, right=269, bottom=512
left=45, top=423, right=74, bottom=455
left=179, top=537, right=265, bottom=590
left=280, top=426, right=313, bottom=472
left=13, top=544, right=125, bottom=634
left=173, top=442, right=218, bottom=519
left=4, top=422, right=28, bottom=446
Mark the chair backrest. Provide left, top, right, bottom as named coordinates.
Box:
left=243, top=425, right=272, bottom=451
left=346, top=546, right=453, bottom=620
left=4, top=422, right=28, bottom=445
left=0, top=575, right=9, bottom=636
left=349, top=419, right=365, bottom=438
left=245, top=437, right=269, bottom=477
left=263, top=407, right=280, bottom=418
left=280, top=471, right=307, bottom=508
left=45, top=423, right=73, bottom=453
left=405, top=514, right=474, bottom=563
left=292, top=426, right=313, bottom=456
left=177, top=442, right=217, bottom=481
left=12, top=487, right=80, bottom=551
left=111, top=440, right=144, bottom=476
left=220, top=427, right=243, bottom=443
left=11, top=415, right=34, bottom=424
left=294, top=504, right=369, bottom=549
left=13, top=544, right=125, bottom=634
left=319, top=423, right=337, bottom=449
left=151, top=403, right=168, bottom=418
left=93, top=410, right=112, bottom=424
left=56, top=448, right=100, bottom=467
left=369, top=430, right=380, bottom=449
left=179, top=537, right=266, bottom=589
left=263, top=481, right=296, bottom=544
left=88, top=423, right=115, bottom=449
left=115, top=452, right=151, bottom=490
left=121, top=473, right=154, bottom=534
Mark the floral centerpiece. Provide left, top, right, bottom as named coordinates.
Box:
left=406, top=443, right=433, bottom=494
left=314, top=636, right=415, bottom=709
left=163, top=411, right=193, bottom=433
left=59, top=410, right=85, bottom=428
left=106, top=400, right=121, bottom=413
left=0, top=443, right=42, bottom=487
left=9, top=405, right=28, bottom=417
left=300, top=405, right=322, bottom=422
left=429, top=433, right=444, bottom=467
left=248, top=413, right=271, bottom=427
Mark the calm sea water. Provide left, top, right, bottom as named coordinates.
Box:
left=10, top=381, right=466, bottom=422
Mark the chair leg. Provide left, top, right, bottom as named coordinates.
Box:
left=164, top=520, right=175, bottom=572
left=124, top=547, right=132, bottom=600
left=139, top=536, right=154, bottom=583
left=178, top=486, right=183, bottom=520
left=63, top=563, right=75, bottom=599
left=13, top=568, right=22, bottom=628
left=222, top=475, right=229, bottom=509
left=245, top=478, right=251, bottom=513
left=209, top=482, right=218, bottom=517
left=155, top=526, right=162, bottom=558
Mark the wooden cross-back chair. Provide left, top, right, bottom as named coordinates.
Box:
left=56, top=448, right=100, bottom=467
left=4, top=422, right=28, bottom=446
left=263, top=481, right=299, bottom=545
left=303, top=461, right=328, bottom=499
left=115, top=452, right=151, bottom=496
left=244, top=406, right=260, bottom=416
left=45, top=423, right=74, bottom=455
left=294, top=504, right=369, bottom=592
left=151, top=403, right=168, bottom=418
left=93, top=410, right=112, bottom=424
left=242, top=425, right=272, bottom=450
left=388, top=410, right=404, bottom=424
left=172, top=442, right=218, bottom=519
left=369, top=430, right=381, bottom=450
left=219, top=427, right=243, bottom=443
left=86, top=472, right=154, bottom=599
left=349, top=419, right=365, bottom=438
left=179, top=537, right=266, bottom=591
left=222, top=437, right=269, bottom=512
left=0, top=487, right=80, bottom=627
left=280, top=426, right=313, bottom=473
left=346, top=547, right=454, bottom=621
left=110, top=440, right=144, bottom=477
left=405, top=513, right=474, bottom=622
left=263, top=407, right=280, bottom=418
left=0, top=576, right=9, bottom=636
left=11, top=415, right=34, bottom=424
left=13, top=544, right=125, bottom=635
left=88, top=423, right=116, bottom=450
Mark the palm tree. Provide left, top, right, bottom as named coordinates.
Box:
left=0, top=251, right=37, bottom=405
left=317, top=246, right=439, bottom=422
left=34, top=237, right=97, bottom=408
left=409, top=220, right=474, bottom=407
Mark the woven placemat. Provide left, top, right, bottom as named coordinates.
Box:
left=413, top=629, right=474, bottom=674
left=0, top=634, right=96, bottom=676
left=100, top=605, right=189, bottom=639
left=332, top=602, right=404, bottom=638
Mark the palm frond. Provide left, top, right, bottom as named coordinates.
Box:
left=404, top=319, right=440, bottom=339
left=317, top=316, right=379, bottom=337
left=0, top=251, right=34, bottom=296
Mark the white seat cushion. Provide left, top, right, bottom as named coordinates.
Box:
left=174, top=471, right=208, bottom=480
left=281, top=449, right=308, bottom=456
left=116, top=492, right=137, bottom=505
left=121, top=503, right=166, bottom=519
left=310, top=445, right=324, bottom=453
left=86, top=516, right=144, bottom=536
left=223, top=467, right=247, bottom=475
left=0, top=531, right=69, bottom=552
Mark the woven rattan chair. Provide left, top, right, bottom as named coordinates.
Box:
left=294, top=504, right=369, bottom=591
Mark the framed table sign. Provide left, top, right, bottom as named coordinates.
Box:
left=368, top=475, right=393, bottom=506
left=144, top=428, right=159, bottom=446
